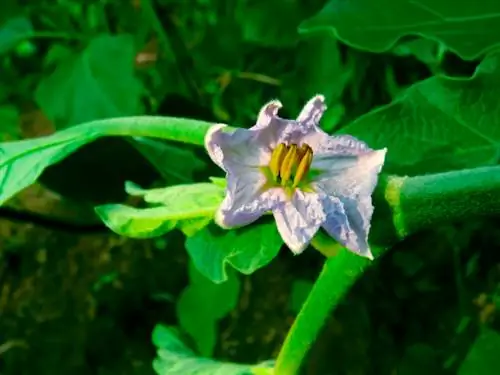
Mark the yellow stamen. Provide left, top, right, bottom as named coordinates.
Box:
left=280, top=144, right=298, bottom=185
left=293, top=145, right=313, bottom=187
left=269, top=143, right=287, bottom=181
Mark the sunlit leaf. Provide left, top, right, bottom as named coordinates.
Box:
left=95, top=182, right=225, bottom=238
left=177, top=261, right=240, bottom=356
left=459, top=329, right=500, bottom=375
left=0, top=116, right=213, bottom=206
left=300, top=0, right=500, bottom=60
left=36, top=34, right=143, bottom=128
left=152, top=325, right=273, bottom=375
left=185, top=221, right=282, bottom=283
left=0, top=17, right=32, bottom=54
left=340, top=50, right=500, bottom=175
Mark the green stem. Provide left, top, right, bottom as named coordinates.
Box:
left=274, top=164, right=500, bottom=374
left=274, top=251, right=370, bottom=375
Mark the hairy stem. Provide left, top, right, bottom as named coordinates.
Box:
left=274, top=164, right=500, bottom=374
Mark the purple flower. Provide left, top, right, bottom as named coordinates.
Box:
left=205, top=95, right=386, bottom=259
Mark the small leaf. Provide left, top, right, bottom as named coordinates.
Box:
left=458, top=329, right=500, bottom=375
left=152, top=324, right=273, bottom=375
left=95, top=182, right=225, bottom=238
left=0, top=116, right=213, bottom=206
left=36, top=34, right=143, bottom=128
left=300, top=0, right=500, bottom=60
left=185, top=221, right=282, bottom=283
left=176, top=261, right=240, bottom=356
left=0, top=17, right=32, bottom=55
left=340, top=50, right=500, bottom=175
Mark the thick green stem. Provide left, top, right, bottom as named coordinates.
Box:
left=274, top=251, right=370, bottom=374
left=274, top=164, right=500, bottom=375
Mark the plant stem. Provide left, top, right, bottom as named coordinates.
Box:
left=274, top=251, right=371, bottom=375
left=274, top=164, right=500, bottom=374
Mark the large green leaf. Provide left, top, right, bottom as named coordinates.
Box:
left=459, top=329, right=500, bottom=375
left=300, top=0, right=500, bottom=60
left=339, top=50, right=500, bottom=175
left=95, top=182, right=225, bottom=238
left=36, top=34, right=143, bottom=128
left=152, top=325, right=273, bottom=375
left=185, top=221, right=282, bottom=283
left=176, top=262, right=240, bottom=357
left=0, top=116, right=213, bottom=206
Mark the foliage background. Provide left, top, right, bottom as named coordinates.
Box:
left=0, top=0, right=500, bottom=374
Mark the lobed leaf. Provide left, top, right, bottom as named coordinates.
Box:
left=95, top=182, right=225, bottom=238
left=300, top=0, right=500, bottom=60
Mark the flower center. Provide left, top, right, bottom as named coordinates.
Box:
left=268, top=142, right=313, bottom=188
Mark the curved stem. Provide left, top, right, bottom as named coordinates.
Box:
left=274, top=251, right=371, bottom=375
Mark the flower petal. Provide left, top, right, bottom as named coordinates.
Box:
left=205, top=124, right=270, bottom=170
left=321, top=195, right=374, bottom=260
left=313, top=149, right=386, bottom=258
left=303, top=130, right=371, bottom=157
left=216, top=166, right=284, bottom=228
left=296, top=94, right=327, bottom=129
left=272, top=190, right=326, bottom=254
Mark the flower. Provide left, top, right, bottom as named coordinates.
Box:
left=205, top=95, right=386, bottom=259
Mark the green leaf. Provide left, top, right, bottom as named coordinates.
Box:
left=176, top=261, right=240, bottom=356
left=185, top=221, right=282, bottom=283
left=36, top=34, right=143, bottom=128
left=152, top=324, right=273, bottom=375
left=392, top=38, right=445, bottom=67
left=340, top=50, right=500, bottom=175
left=128, top=137, right=205, bottom=184
left=459, top=329, right=500, bottom=375
left=300, top=0, right=500, bottom=60
left=0, top=116, right=213, bottom=207
left=288, top=279, right=313, bottom=313
left=95, top=182, right=225, bottom=238
left=0, top=17, right=32, bottom=54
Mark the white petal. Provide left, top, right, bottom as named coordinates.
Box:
left=296, top=94, right=327, bottom=129
left=272, top=191, right=326, bottom=254
left=216, top=168, right=285, bottom=228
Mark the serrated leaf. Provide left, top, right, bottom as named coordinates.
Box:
left=36, top=34, right=143, bottom=128
left=95, top=182, right=225, bottom=238
left=185, top=221, right=282, bottom=283
left=177, top=262, right=240, bottom=356
left=300, top=0, right=500, bottom=60
left=0, top=116, right=213, bottom=206
left=340, top=50, right=500, bottom=175
left=0, top=17, right=32, bottom=54
left=152, top=325, right=273, bottom=375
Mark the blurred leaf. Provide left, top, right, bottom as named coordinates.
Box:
left=300, top=0, right=500, bottom=60
left=95, top=182, right=225, bottom=238
left=458, top=329, right=500, bottom=375
left=36, top=34, right=143, bottom=128
left=0, top=105, right=20, bottom=140
left=0, top=17, right=32, bottom=55
left=177, top=261, right=240, bottom=356
left=0, top=116, right=213, bottom=206
left=340, top=50, right=500, bottom=175
left=235, top=0, right=304, bottom=47
left=398, top=344, right=440, bottom=375
left=128, top=137, right=205, bottom=184
left=289, top=279, right=313, bottom=313
left=185, top=221, right=282, bottom=283
left=152, top=325, right=273, bottom=375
